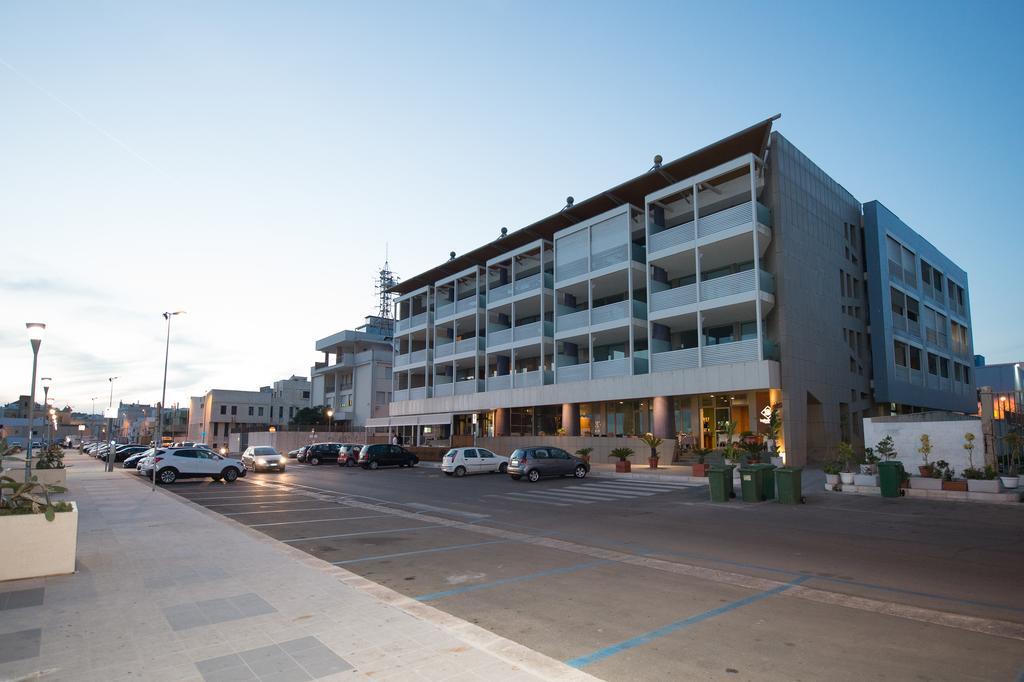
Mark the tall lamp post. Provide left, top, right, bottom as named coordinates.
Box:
left=106, top=377, right=119, bottom=472
left=41, top=377, right=52, bottom=446
left=24, top=323, right=46, bottom=479
left=154, top=311, right=185, bottom=490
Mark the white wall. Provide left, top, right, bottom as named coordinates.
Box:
left=863, top=416, right=983, bottom=477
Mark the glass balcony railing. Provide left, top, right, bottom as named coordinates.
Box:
left=592, top=357, right=629, bottom=379
left=455, top=336, right=485, bottom=354
left=488, top=327, right=513, bottom=347
left=455, top=378, right=482, bottom=395
left=649, top=201, right=771, bottom=256
left=486, top=374, right=512, bottom=391
left=556, top=364, right=590, bottom=383
left=556, top=257, right=588, bottom=282
left=556, top=309, right=588, bottom=334
left=488, top=283, right=513, bottom=304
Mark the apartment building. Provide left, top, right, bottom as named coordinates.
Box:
left=186, top=376, right=311, bottom=450
left=379, top=117, right=975, bottom=464
left=310, top=316, right=394, bottom=430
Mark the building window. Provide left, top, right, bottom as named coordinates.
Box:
left=302, top=391, right=310, bottom=399
left=219, top=405, right=226, bottom=415
left=939, top=357, right=950, bottom=379
left=213, top=423, right=219, bottom=436
left=248, top=406, right=254, bottom=416
left=893, top=340, right=907, bottom=367
left=927, top=353, right=938, bottom=376
left=279, top=406, right=284, bottom=419
left=908, top=346, right=921, bottom=371
left=230, top=405, right=237, bottom=415
left=704, top=325, right=733, bottom=346
left=258, top=407, right=264, bottom=417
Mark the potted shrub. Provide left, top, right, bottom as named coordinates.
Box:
left=910, top=457, right=943, bottom=490
left=691, top=448, right=710, bottom=477
left=720, top=421, right=742, bottom=471
left=854, top=446, right=880, bottom=486
left=823, top=460, right=842, bottom=489
left=917, top=434, right=934, bottom=477
left=938, top=462, right=967, bottom=492
left=765, top=403, right=781, bottom=453
left=963, top=432, right=977, bottom=470
left=574, top=447, right=593, bottom=464
left=999, top=430, right=1021, bottom=489
left=837, top=442, right=856, bottom=485
left=639, top=433, right=663, bottom=469
left=609, top=447, right=633, bottom=473
left=964, top=465, right=1002, bottom=493
left=741, top=440, right=764, bottom=465
left=0, top=474, right=76, bottom=581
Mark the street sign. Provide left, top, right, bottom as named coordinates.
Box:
left=472, top=413, right=478, bottom=424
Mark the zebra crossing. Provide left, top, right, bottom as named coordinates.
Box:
left=494, top=477, right=706, bottom=507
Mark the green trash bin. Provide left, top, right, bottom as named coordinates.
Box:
left=708, top=465, right=735, bottom=502
left=739, top=465, right=767, bottom=502
left=760, top=464, right=777, bottom=500
left=877, top=461, right=905, bottom=498
left=775, top=467, right=804, bottom=504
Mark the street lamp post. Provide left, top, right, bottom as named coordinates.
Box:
left=41, top=378, right=52, bottom=446
left=24, top=323, right=46, bottom=479
left=153, top=311, right=185, bottom=490
left=106, top=377, right=118, bottom=473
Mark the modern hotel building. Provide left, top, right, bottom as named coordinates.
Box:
left=376, top=117, right=975, bottom=464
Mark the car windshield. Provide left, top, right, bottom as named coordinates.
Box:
left=444, top=449, right=458, bottom=457
left=254, top=447, right=278, bottom=455
left=511, top=449, right=526, bottom=459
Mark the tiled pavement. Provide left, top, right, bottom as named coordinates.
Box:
left=0, top=454, right=596, bottom=682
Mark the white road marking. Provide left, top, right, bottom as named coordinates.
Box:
left=248, top=513, right=392, bottom=527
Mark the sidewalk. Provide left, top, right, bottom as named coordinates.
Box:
left=0, top=453, right=596, bottom=682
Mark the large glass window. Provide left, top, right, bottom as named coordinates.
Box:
left=909, top=346, right=922, bottom=371
left=590, top=214, right=628, bottom=269
left=704, top=325, right=734, bottom=345
left=894, top=340, right=907, bottom=366
left=555, top=229, right=588, bottom=274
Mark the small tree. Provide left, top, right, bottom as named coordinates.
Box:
left=1002, top=430, right=1022, bottom=476
left=917, top=434, right=932, bottom=467
left=720, top=420, right=740, bottom=463
left=575, top=447, right=593, bottom=463
left=609, top=447, right=634, bottom=461
left=963, top=432, right=976, bottom=469
left=875, top=435, right=897, bottom=461
left=767, top=403, right=782, bottom=443
left=837, top=441, right=855, bottom=473
left=639, top=433, right=663, bottom=459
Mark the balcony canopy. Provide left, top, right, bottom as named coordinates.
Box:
left=391, top=115, right=779, bottom=296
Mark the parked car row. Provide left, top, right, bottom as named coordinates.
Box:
left=134, top=446, right=246, bottom=484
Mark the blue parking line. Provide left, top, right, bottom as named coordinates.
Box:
left=334, top=539, right=513, bottom=565
left=416, top=559, right=610, bottom=602
left=567, top=576, right=809, bottom=668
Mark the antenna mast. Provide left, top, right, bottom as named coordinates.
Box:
left=374, top=246, right=399, bottom=333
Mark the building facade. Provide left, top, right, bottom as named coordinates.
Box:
left=378, top=118, right=975, bottom=464
left=310, top=317, right=394, bottom=431
left=186, top=376, right=311, bottom=451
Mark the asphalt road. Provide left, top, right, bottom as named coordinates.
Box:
left=138, top=458, right=1024, bottom=681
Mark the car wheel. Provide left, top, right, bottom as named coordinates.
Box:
left=158, top=468, right=177, bottom=485
left=527, top=469, right=541, bottom=483
left=223, top=467, right=239, bottom=482
left=498, top=462, right=508, bottom=474
left=211, top=475, right=222, bottom=482
left=309, top=456, right=320, bottom=465
left=574, top=465, right=587, bottom=479
left=510, top=474, right=521, bottom=480
left=454, top=466, right=466, bottom=477
left=369, top=460, right=379, bottom=470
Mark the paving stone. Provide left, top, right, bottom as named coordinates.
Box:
left=0, top=587, right=45, bottom=610
left=0, top=627, right=42, bottom=664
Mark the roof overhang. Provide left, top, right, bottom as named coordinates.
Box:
left=392, top=115, right=779, bottom=295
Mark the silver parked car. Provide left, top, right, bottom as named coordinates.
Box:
left=507, top=447, right=589, bottom=482
left=241, top=446, right=286, bottom=472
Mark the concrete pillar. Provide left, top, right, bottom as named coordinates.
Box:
left=494, top=408, right=510, bottom=437
left=652, top=396, right=675, bottom=439
left=562, top=403, right=580, bottom=436
left=979, top=386, right=996, bottom=467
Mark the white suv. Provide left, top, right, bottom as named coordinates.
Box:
left=441, top=447, right=509, bottom=477
left=138, top=447, right=246, bottom=484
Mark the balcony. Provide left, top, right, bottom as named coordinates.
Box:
left=702, top=338, right=759, bottom=366
left=556, top=364, right=590, bottom=383
left=488, top=327, right=513, bottom=347
left=409, top=387, right=429, bottom=400
left=486, top=374, right=512, bottom=391
left=435, top=341, right=455, bottom=359
left=592, top=356, right=630, bottom=379
left=489, top=283, right=513, bottom=304
left=435, top=301, right=455, bottom=319
left=514, top=272, right=552, bottom=295
left=556, top=257, right=588, bottom=283
left=393, top=389, right=409, bottom=402
left=591, top=244, right=629, bottom=271
left=456, top=336, right=485, bottom=354
left=649, top=201, right=770, bottom=257
left=456, top=295, right=484, bottom=314
left=513, top=320, right=553, bottom=343
left=591, top=300, right=629, bottom=326
left=556, top=309, right=588, bottom=334
left=433, top=381, right=454, bottom=397
left=513, top=369, right=551, bottom=388
left=650, top=282, right=697, bottom=312
left=395, top=312, right=428, bottom=333
left=650, top=347, right=699, bottom=373
left=699, top=269, right=774, bottom=303
left=649, top=220, right=695, bottom=255
left=455, top=378, right=482, bottom=395
left=394, top=348, right=430, bottom=368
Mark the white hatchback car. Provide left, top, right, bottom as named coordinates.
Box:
left=138, top=447, right=246, bottom=484
left=441, top=447, right=509, bottom=477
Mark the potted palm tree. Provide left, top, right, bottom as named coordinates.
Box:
left=609, top=447, right=633, bottom=473
left=1000, top=430, right=1021, bottom=489
left=574, top=447, right=593, bottom=465
left=639, top=433, right=663, bottom=469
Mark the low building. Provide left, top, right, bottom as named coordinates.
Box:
left=186, top=376, right=311, bottom=451
left=974, top=360, right=1023, bottom=421
left=310, top=316, right=394, bottom=431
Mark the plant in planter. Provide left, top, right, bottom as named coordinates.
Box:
left=1000, top=430, right=1022, bottom=488
left=765, top=403, right=782, bottom=451
left=963, top=432, right=977, bottom=469
left=639, top=433, right=663, bottom=469
left=609, top=447, right=634, bottom=473
left=875, top=435, right=897, bottom=461
left=0, top=475, right=70, bottom=521
left=963, top=464, right=1001, bottom=493
left=823, top=460, right=842, bottom=488
left=574, top=447, right=593, bottom=464
left=36, top=443, right=66, bottom=470
left=740, top=440, right=764, bottom=465
left=854, top=446, right=881, bottom=486
left=556, top=427, right=567, bottom=436
left=916, top=434, right=934, bottom=477
left=720, top=421, right=742, bottom=468
left=0, top=474, right=76, bottom=581
left=691, top=448, right=711, bottom=477
left=837, top=442, right=856, bottom=485
left=937, top=461, right=967, bottom=492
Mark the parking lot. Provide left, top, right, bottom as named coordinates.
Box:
left=138, top=459, right=1024, bottom=681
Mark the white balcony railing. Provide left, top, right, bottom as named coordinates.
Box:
left=590, top=300, right=629, bottom=325
left=455, top=378, right=481, bottom=395
left=697, top=201, right=770, bottom=238
left=488, top=327, right=513, bottom=347
left=556, top=364, right=590, bottom=383
left=650, top=283, right=697, bottom=312
left=513, top=369, right=548, bottom=388
left=393, top=389, right=409, bottom=402
left=409, top=348, right=430, bottom=364
left=409, top=386, right=429, bottom=400
left=486, top=374, right=512, bottom=391
left=395, top=311, right=428, bottom=333
left=700, top=269, right=757, bottom=301
left=556, top=309, right=589, bottom=334
left=649, top=220, right=695, bottom=254
left=650, top=347, right=699, bottom=373
left=489, top=282, right=513, bottom=304
left=433, top=381, right=454, bottom=397
left=592, top=357, right=629, bottom=379
left=702, top=338, right=759, bottom=366
left=556, top=257, right=589, bottom=282
left=393, top=353, right=410, bottom=368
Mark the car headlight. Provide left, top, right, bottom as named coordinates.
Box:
left=256, top=458, right=266, bottom=465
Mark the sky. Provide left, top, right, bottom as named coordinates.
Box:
left=1, top=1, right=1022, bottom=414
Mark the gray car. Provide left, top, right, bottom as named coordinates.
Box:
left=507, top=447, right=589, bottom=482
left=241, top=446, right=286, bottom=472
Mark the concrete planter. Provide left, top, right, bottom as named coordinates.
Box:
left=942, top=480, right=968, bottom=492
left=0, top=501, right=77, bottom=581
left=966, top=479, right=1002, bottom=493
left=825, top=473, right=840, bottom=486
left=910, top=476, right=942, bottom=490
left=840, top=472, right=855, bottom=485
left=999, top=476, right=1019, bottom=489
left=3, top=467, right=67, bottom=487
left=614, top=460, right=631, bottom=473
left=853, top=474, right=879, bottom=487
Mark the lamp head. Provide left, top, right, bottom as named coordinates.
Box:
left=25, top=322, right=46, bottom=343
left=163, top=310, right=186, bottom=320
